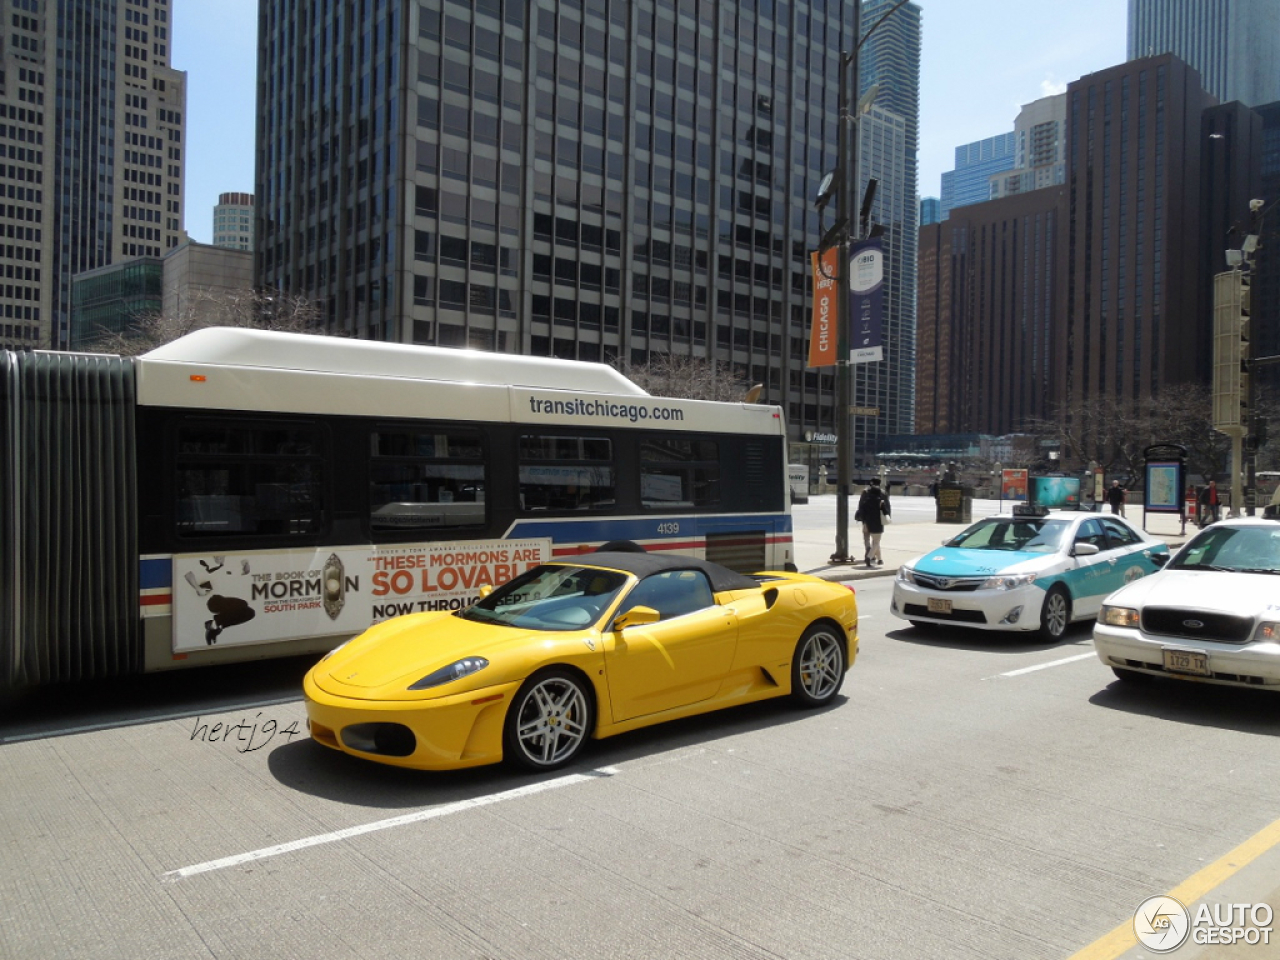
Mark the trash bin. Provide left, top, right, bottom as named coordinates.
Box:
left=935, top=483, right=973, bottom=523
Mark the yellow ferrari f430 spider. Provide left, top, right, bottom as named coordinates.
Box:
left=304, top=546, right=858, bottom=771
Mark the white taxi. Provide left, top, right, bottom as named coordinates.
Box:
left=891, top=506, right=1170, bottom=640
left=1094, top=518, right=1280, bottom=689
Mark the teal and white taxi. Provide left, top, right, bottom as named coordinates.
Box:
left=891, top=506, right=1170, bottom=640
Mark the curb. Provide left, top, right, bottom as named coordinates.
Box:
left=803, top=564, right=900, bottom=584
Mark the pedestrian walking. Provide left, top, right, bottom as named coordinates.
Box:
left=854, top=478, right=891, bottom=568
left=1105, top=480, right=1127, bottom=516
left=1198, top=479, right=1221, bottom=525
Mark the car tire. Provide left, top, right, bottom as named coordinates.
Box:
left=1111, top=666, right=1153, bottom=684
left=1038, top=585, right=1071, bottom=641
left=791, top=622, right=846, bottom=707
left=503, top=668, right=594, bottom=772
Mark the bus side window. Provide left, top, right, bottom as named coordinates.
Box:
left=175, top=422, right=325, bottom=538
left=369, top=427, right=485, bottom=530
left=518, top=434, right=615, bottom=512
left=640, top=437, right=720, bottom=509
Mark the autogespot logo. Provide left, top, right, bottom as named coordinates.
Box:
left=1134, top=896, right=1190, bottom=953
left=1133, top=897, right=1275, bottom=951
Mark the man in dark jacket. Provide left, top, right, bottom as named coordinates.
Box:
left=1105, top=480, right=1127, bottom=516
left=855, top=478, right=891, bottom=568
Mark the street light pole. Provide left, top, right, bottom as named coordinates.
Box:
left=829, top=0, right=909, bottom=563
left=831, top=1, right=860, bottom=563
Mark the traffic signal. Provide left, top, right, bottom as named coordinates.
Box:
left=1240, top=269, right=1251, bottom=426
left=1246, top=416, right=1268, bottom=453
left=1212, top=268, right=1251, bottom=433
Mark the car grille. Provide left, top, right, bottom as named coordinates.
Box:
left=1140, top=607, right=1255, bottom=644
left=910, top=573, right=987, bottom=592
left=902, top=602, right=987, bottom=624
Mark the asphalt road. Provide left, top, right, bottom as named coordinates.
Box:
left=2, top=519, right=1278, bottom=960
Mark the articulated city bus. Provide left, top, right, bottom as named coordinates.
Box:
left=0, top=328, right=793, bottom=686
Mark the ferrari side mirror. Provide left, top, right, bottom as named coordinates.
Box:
left=613, top=605, right=660, bottom=631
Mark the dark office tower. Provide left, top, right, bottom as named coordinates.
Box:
left=1060, top=55, right=1217, bottom=413
left=0, top=0, right=186, bottom=349
left=1128, top=0, right=1280, bottom=107
left=916, top=189, right=1064, bottom=436
left=255, top=1, right=921, bottom=455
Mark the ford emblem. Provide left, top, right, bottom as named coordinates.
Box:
left=1182, top=619, right=1205, bottom=629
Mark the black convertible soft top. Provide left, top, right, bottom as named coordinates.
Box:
left=551, top=545, right=761, bottom=593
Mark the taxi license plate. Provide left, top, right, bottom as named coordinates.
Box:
left=1163, top=648, right=1210, bottom=676
left=927, top=597, right=952, bottom=614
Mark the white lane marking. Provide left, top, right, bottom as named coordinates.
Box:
left=988, top=652, right=1096, bottom=679
left=161, top=766, right=617, bottom=882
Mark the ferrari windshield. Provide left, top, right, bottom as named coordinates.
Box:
left=943, top=517, right=1071, bottom=553
left=1169, top=525, right=1280, bottom=574
left=457, top=564, right=629, bottom=631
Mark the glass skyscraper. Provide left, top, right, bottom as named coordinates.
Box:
left=255, top=0, right=919, bottom=452
left=939, top=133, right=1016, bottom=220
left=1128, top=0, right=1280, bottom=107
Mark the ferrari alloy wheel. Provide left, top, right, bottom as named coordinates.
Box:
left=791, top=623, right=846, bottom=707
left=1039, top=585, right=1071, bottom=641
left=504, top=669, right=594, bottom=771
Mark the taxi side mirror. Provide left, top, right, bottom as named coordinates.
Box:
left=613, top=605, right=660, bottom=631
left=1150, top=553, right=1170, bottom=567
left=1071, top=542, right=1100, bottom=557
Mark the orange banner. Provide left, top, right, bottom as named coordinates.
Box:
left=808, top=248, right=839, bottom=367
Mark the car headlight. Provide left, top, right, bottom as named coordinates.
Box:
left=898, top=566, right=916, bottom=584
left=1255, top=621, right=1280, bottom=642
left=980, top=572, right=1037, bottom=591
left=1099, top=604, right=1140, bottom=628
left=408, top=657, right=490, bottom=690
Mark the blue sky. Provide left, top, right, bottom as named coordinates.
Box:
left=172, top=0, right=1128, bottom=244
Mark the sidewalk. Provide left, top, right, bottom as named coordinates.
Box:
left=795, top=506, right=1197, bottom=583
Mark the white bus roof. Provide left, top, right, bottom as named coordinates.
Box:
left=134, top=327, right=787, bottom=437
left=140, top=327, right=649, bottom=396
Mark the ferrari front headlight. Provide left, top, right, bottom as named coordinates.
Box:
left=980, top=572, right=1037, bottom=591
left=1099, top=604, right=1140, bottom=628
left=409, top=657, right=490, bottom=690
